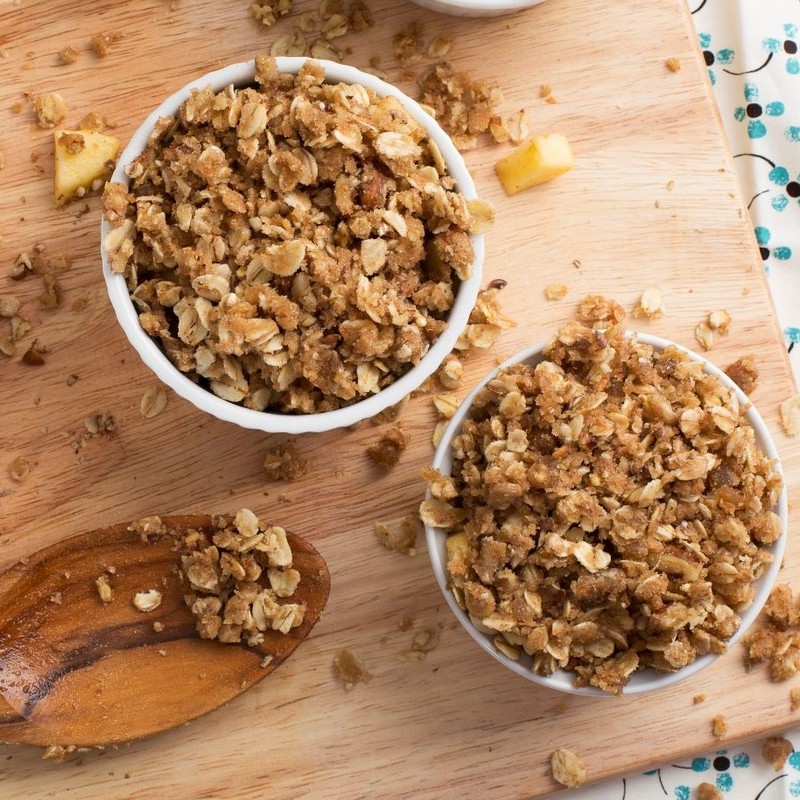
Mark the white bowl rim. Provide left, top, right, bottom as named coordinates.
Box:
left=410, top=0, right=546, bottom=10
left=101, top=57, right=484, bottom=434
left=424, top=330, right=789, bottom=696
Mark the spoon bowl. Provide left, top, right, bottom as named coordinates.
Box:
left=0, top=515, right=329, bottom=747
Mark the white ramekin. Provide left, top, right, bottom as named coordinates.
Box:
left=101, top=58, right=484, bottom=434
left=424, top=332, right=788, bottom=695
left=408, top=0, right=547, bottom=18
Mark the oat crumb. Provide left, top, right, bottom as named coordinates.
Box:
left=762, top=736, right=794, bottom=770
left=10, top=456, right=30, bottom=482
left=550, top=748, right=586, bottom=788
left=634, top=287, right=663, bottom=319
left=697, top=782, right=722, bottom=800
left=544, top=283, right=568, bottom=301
left=374, top=514, right=421, bottom=555
left=139, top=385, right=168, bottom=419
left=666, top=57, right=681, bottom=72
left=334, top=648, right=372, bottom=690
left=263, top=441, right=307, bottom=481
left=367, top=426, right=407, bottom=469
left=58, top=45, right=80, bottom=65
left=780, top=394, right=800, bottom=436
left=33, top=93, right=68, bottom=128
left=133, top=589, right=163, bottom=612
left=91, top=31, right=124, bottom=57
left=712, top=714, right=728, bottom=739
left=95, top=574, right=113, bottom=604
left=725, top=355, right=758, bottom=395
left=152, top=621, right=165, bottom=633
left=693, top=694, right=706, bottom=705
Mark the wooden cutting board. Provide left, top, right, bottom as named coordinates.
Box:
left=1, top=0, right=799, bottom=796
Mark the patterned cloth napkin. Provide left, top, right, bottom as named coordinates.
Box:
left=565, top=0, right=800, bottom=797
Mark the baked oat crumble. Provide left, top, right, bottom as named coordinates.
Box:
left=250, top=0, right=293, bottom=27
left=0, top=295, right=20, bottom=318
left=712, top=714, right=728, bottom=738
left=550, top=747, right=586, bottom=788
left=153, top=620, right=165, bottom=632
left=90, top=32, right=124, bottom=57
left=263, top=440, right=307, bottom=480
left=697, top=783, right=722, bottom=800
left=708, top=309, right=731, bottom=335
left=95, top=574, right=114, bottom=604
left=762, top=735, right=793, bottom=770
left=743, top=584, right=800, bottom=680
left=367, top=425, right=407, bottom=468
left=544, top=283, right=568, bottom=302
left=334, top=647, right=372, bottom=690
left=59, top=45, right=80, bottom=65
left=695, top=320, right=714, bottom=351
left=423, top=320, right=783, bottom=693
left=665, top=57, right=682, bottom=72
left=104, top=57, right=480, bottom=415
left=22, top=340, right=47, bottom=366
left=780, top=393, right=800, bottom=436
left=374, top=513, right=421, bottom=555
left=634, top=287, right=663, bottom=319
left=693, top=693, right=706, bottom=704
left=725, top=355, right=758, bottom=395
left=33, top=93, right=68, bottom=128
left=9, top=456, right=31, bottom=483
left=417, top=62, right=506, bottom=151
left=178, top=509, right=306, bottom=645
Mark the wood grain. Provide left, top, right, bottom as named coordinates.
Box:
left=0, top=516, right=330, bottom=747
left=0, top=0, right=798, bottom=796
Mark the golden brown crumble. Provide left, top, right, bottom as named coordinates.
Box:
left=104, top=57, right=481, bottom=415
left=334, top=647, right=372, bottom=690
left=367, top=426, right=407, bottom=469
left=0, top=295, right=20, bottom=318
left=417, top=62, right=506, bottom=151
left=695, top=321, right=714, bottom=351
left=95, top=574, right=114, bottom=604
left=697, top=783, right=722, bottom=800
left=250, top=0, right=292, bottom=27
left=263, top=441, right=307, bottom=481
left=59, top=45, right=80, bottom=65
left=544, top=283, right=568, bottom=301
left=712, top=714, right=728, bottom=738
left=423, top=320, right=783, bottom=693
left=791, top=687, right=800, bottom=711
left=10, top=456, right=30, bottom=482
left=708, top=309, right=731, bottom=334
left=724, top=355, right=758, bottom=395
left=33, top=93, right=67, bottom=128
left=743, top=584, right=800, bottom=680
left=780, top=394, right=800, bottom=436
left=22, top=340, right=47, bottom=366
left=550, top=748, right=586, bottom=788
left=178, top=508, right=305, bottom=645
left=666, top=57, right=682, bottom=72
left=762, top=736, right=793, bottom=770
left=90, top=31, right=124, bottom=57
left=693, top=693, right=706, bottom=704
left=57, top=131, right=85, bottom=155
left=392, top=22, right=425, bottom=67
left=575, top=294, right=625, bottom=326
left=153, top=621, right=165, bottom=633
left=374, top=513, right=421, bottom=555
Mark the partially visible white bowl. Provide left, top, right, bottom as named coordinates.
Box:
left=424, top=332, right=788, bottom=695
left=101, top=58, right=484, bottom=435
left=408, top=0, right=547, bottom=18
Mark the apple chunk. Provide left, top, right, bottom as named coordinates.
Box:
left=54, top=129, right=120, bottom=207
left=495, top=133, right=574, bottom=196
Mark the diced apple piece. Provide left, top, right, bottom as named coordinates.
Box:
left=495, top=133, right=574, bottom=196
left=53, top=129, right=120, bottom=208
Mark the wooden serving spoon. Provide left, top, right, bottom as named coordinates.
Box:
left=0, top=515, right=330, bottom=747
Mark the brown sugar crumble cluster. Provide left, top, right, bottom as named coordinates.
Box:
left=130, top=510, right=306, bottom=645
left=103, top=56, right=484, bottom=415
left=421, top=320, right=783, bottom=694
left=743, top=583, right=800, bottom=680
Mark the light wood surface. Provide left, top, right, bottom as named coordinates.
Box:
left=1, top=0, right=798, bottom=797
